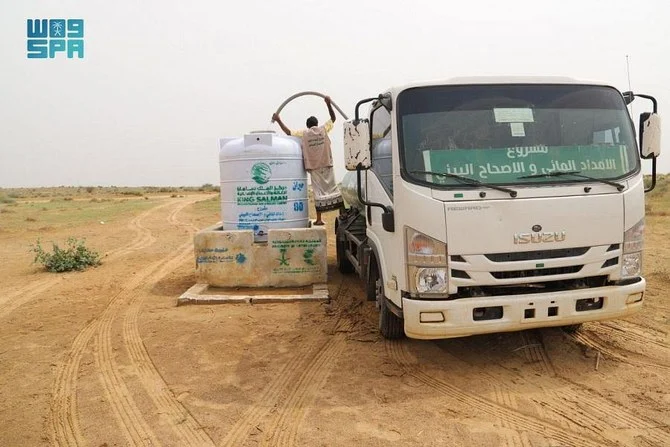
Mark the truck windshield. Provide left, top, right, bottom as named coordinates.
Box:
left=397, top=84, right=639, bottom=187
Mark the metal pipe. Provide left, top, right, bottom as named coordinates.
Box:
left=354, top=97, right=378, bottom=121
left=635, top=93, right=658, bottom=113
left=356, top=165, right=390, bottom=214
left=273, top=91, right=349, bottom=122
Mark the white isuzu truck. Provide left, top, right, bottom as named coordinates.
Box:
left=336, top=77, right=661, bottom=339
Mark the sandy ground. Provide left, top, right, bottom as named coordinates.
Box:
left=1, top=193, right=669, bottom=447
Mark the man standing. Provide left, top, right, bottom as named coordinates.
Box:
left=272, top=96, right=344, bottom=226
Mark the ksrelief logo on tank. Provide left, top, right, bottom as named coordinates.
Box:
left=251, top=162, right=272, bottom=184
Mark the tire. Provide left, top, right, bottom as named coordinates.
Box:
left=561, top=323, right=583, bottom=334
left=365, top=255, right=379, bottom=301
left=377, top=271, right=404, bottom=339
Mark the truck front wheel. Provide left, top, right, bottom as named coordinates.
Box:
left=376, top=272, right=404, bottom=339
left=561, top=323, right=583, bottom=334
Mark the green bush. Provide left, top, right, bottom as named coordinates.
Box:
left=31, top=237, right=101, bottom=272
left=0, top=193, right=15, bottom=204
left=198, top=183, right=220, bottom=192
left=120, top=190, right=144, bottom=196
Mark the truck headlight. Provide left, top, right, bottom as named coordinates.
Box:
left=415, top=267, right=448, bottom=293
left=621, top=218, right=644, bottom=278
left=621, top=253, right=642, bottom=278
left=406, top=227, right=447, bottom=295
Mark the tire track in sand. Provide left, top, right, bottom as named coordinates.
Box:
left=0, top=278, right=61, bottom=321
left=103, top=200, right=175, bottom=261
left=219, top=336, right=325, bottom=447
left=49, top=318, right=99, bottom=447
left=122, top=273, right=216, bottom=446
left=260, top=280, right=352, bottom=447
left=445, top=333, right=537, bottom=446
left=95, top=198, right=211, bottom=446
left=536, top=393, right=670, bottom=446
left=119, top=199, right=216, bottom=446
left=261, top=321, right=349, bottom=447
left=596, top=320, right=670, bottom=351
left=94, top=279, right=163, bottom=446
left=0, top=200, right=173, bottom=321
left=489, top=383, right=533, bottom=447
left=48, top=198, right=197, bottom=446
left=568, top=330, right=670, bottom=371
left=385, top=340, right=610, bottom=447
left=221, top=280, right=349, bottom=447
left=517, top=330, right=584, bottom=435
left=520, top=330, right=670, bottom=446
left=50, top=255, right=167, bottom=446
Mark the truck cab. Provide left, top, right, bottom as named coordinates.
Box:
left=337, top=77, right=661, bottom=340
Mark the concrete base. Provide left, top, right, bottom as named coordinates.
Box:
left=177, top=283, right=329, bottom=305
left=194, top=225, right=327, bottom=288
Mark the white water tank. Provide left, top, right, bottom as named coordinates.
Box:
left=219, top=131, right=309, bottom=241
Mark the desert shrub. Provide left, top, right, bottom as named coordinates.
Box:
left=198, top=183, right=219, bottom=192
left=120, top=190, right=143, bottom=196
left=85, top=186, right=95, bottom=193
left=0, top=194, right=15, bottom=204
left=31, top=237, right=101, bottom=272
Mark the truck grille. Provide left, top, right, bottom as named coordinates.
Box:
left=448, top=244, right=621, bottom=296
left=484, top=247, right=589, bottom=262
left=490, top=265, right=583, bottom=279
left=455, top=276, right=609, bottom=297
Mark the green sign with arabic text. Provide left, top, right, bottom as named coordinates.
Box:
left=422, top=145, right=630, bottom=184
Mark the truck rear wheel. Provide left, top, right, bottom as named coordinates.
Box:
left=377, top=271, right=404, bottom=339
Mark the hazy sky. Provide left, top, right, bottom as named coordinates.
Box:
left=1, top=0, right=668, bottom=187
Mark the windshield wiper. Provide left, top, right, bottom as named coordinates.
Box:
left=411, top=170, right=518, bottom=197
left=518, top=171, right=624, bottom=191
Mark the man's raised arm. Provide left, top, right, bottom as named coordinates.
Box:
left=325, top=96, right=336, bottom=123
left=272, top=113, right=292, bottom=136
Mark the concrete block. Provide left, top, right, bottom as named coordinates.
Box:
left=177, top=283, right=329, bottom=305
left=194, top=225, right=327, bottom=288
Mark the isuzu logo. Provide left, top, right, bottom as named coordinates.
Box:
left=514, top=231, right=566, bottom=244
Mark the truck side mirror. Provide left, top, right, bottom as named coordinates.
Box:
left=379, top=93, right=393, bottom=111
left=639, top=113, right=661, bottom=158
left=622, top=91, right=635, bottom=105
left=344, top=119, right=371, bottom=170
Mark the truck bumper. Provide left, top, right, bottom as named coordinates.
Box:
left=402, top=279, right=645, bottom=340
